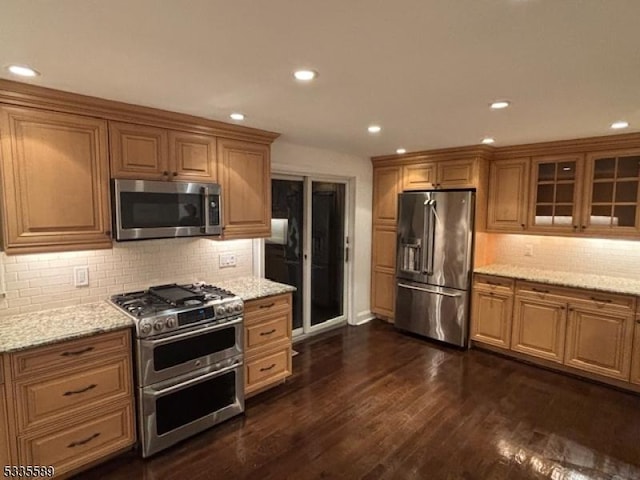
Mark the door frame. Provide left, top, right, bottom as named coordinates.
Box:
left=267, top=172, right=355, bottom=339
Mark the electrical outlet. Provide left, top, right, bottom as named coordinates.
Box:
left=525, top=244, right=534, bottom=257
left=219, top=253, right=237, bottom=268
left=73, top=266, right=89, bottom=287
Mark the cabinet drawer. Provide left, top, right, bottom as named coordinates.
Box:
left=474, top=274, right=514, bottom=293
left=245, top=294, right=291, bottom=321
left=11, top=330, right=130, bottom=379
left=246, top=313, right=290, bottom=353
left=245, top=345, right=292, bottom=394
left=18, top=402, right=134, bottom=478
left=15, top=357, right=132, bottom=432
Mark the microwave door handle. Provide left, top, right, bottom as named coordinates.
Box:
left=201, top=186, right=210, bottom=233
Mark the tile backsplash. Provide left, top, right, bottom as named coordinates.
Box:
left=0, top=238, right=254, bottom=316
left=489, top=234, right=640, bottom=279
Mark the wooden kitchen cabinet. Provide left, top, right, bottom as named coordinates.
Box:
left=0, top=357, right=12, bottom=468
left=528, top=154, right=584, bottom=233
left=244, top=293, right=293, bottom=397
left=470, top=275, right=514, bottom=349
left=564, top=302, right=635, bottom=381
left=217, top=138, right=271, bottom=239
left=631, top=314, right=640, bottom=386
left=371, top=225, right=397, bottom=319
left=373, top=166, right=401, bottom=224
left=582, top=149, right=640, bottom=235
left=0, top=106, right=112, bottom=254
left=110, top=122, right=218, bottom=182
left=511, top=291, right=567, bottom=363
left=487, top=158, right=529, bottom=231
left=3, top=330, right=135, bottom=478
left=402, top=158, right=476, bottom=191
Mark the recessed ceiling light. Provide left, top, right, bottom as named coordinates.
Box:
left=368, top=125, right=382, bottom=134
left=611, top=121, right=629, bottom=130
left=293, top=69, right=318, bottom=81
left=490, top=100, right=511, bottom=110
left=6, top=64, right=40, bottom=77
left=396, top=148, right=406, bottom=154
left=229, top=113, right=245, bottom=121
left=481, top=137, right=495, bottom=144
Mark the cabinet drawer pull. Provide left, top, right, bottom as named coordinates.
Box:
left=590, top=296, right=612, bottom=304
left=259, top=303, right=275, bottom=309
left=67, top=432, right=100, bottom=448
left=260, top=363, right=276, bottom=372
left=532, top=288, right=550, bottom=294
left=259, top=329, right=277, bottom=336
left=60, top=346, right=95, bottom=357
left=637, top=319, right=640, bottom=324
left=163, top=171, right=169, bottom=176
left=63, top=384, right=97, bottom=396
left=486, top=281, right=502, bottom=286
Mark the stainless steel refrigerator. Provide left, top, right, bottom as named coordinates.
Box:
left=394, top=190, right=474, bottom=347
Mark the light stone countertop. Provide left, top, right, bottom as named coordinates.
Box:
left=474, top=264, right=640, bottom=297
left=0, top=302, right=134, bottom=354
left=215, top=277, right=296, bottom=301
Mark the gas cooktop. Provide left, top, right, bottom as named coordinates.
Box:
left=110, top=282, right=243, bottom=338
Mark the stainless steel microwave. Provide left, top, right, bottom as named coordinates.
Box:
left=113, top=179, right=222, bottom=241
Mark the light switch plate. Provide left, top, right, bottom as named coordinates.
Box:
left=73, top=266, right=89, bottom=286
left=219, top=253, right=237, bottom=268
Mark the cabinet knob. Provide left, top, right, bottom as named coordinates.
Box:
left=520, top=223, right=525, bottom=229
left=573, top=225, right=578, bottom=230
left=581, top=225, right=586, bottom=230
left=173, top=171, right=178, bottom=177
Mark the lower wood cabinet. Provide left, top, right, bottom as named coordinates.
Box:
left=1, top=330, right=135, bottom=478
left=471, top=274, right=638, bottom=390
left=371, top=225, right=397, bottom=320
left=0, top=357, right=11, bottom=468
left=564, top=305, right=634, bottom=381
left=244, top=293, right=293, bottom=397
left=511, top=295, right=566, bottom=363
left=632, top=315, right=640, bottom=386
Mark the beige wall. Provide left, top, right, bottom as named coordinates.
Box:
left=0, top=238, right=253, bottom=316
left=487, top=234, right=640, bottom=279
left=271, top=140, right=373, bottom=325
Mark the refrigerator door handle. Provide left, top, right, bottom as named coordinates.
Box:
left=422, top=200, right=436, bottom=275
left=397, top=283, right=463, bottom=298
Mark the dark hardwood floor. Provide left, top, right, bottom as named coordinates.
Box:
left=79, top=321, right=640, bottom=480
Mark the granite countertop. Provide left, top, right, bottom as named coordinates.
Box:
left=0, top=302, right=133, bottom=354
left=216, top=277, right=296, bottom=301
left=474, top=264, right=640, bottom=297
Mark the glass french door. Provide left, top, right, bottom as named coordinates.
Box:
left=265, top=176, right=348, bottom=337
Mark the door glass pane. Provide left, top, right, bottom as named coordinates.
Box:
left=555, top=183, right=574, bottom=203
left=538, top=163, right=556, bottom=181
left=536, top=184, right=554, bottom=203
left=311, top=182, right=345, bottom=326
left=593, top=158, right=615, bottom=179
left=592, top=182, right=614, bottom=203
left=614, top=205, right=636, bottom=227
left=615, top=181, right=638, bottom=202
left=266, top=180, right=304, bottom=330
left=557, top=162, right=576, bottom=180
left=591, top=205, right=612, bottom=226
left=618, top=156, right=640, bottom=178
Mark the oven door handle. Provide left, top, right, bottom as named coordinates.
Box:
left=142, top=317, right=242, bottom=347
left=146, top=361, right=243, bottom=398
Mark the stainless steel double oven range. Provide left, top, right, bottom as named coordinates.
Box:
left=111, top=283, right=244, bottom=457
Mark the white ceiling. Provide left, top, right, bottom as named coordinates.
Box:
left=1, top=0, right=639, bottom=158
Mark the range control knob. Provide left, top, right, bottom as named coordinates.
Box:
left=165, top=316, right=177, bottom=329
left=216, top=305, right=226, bottom=317
left=226, top=305, right=234, bottom=314
left=140, top=321, right=152, bottom=335
left=234, top=302, right=243, bottom=313
left=153, top=319, right=165, bottom=332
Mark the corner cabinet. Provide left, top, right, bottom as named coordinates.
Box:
left=217, top=138, right=271, bottom=239
left=244, top=294, right=293, bottom=397
left=0, top=106, right=112, bottom=254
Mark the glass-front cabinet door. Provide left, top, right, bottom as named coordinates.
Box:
left=528, top=155, right=584, bottom=233
left=583, top=150, right=640, bottom=235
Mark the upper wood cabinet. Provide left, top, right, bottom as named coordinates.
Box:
left=110, top=122, right=217, bottom=182
left=217, top=138, right=271, bottom=239
left=487, top=158, right=529, bottom=231
left=528, top=154, right=584, bottom=233
left=582, top=149, right=640, bottom=235
left=373, top=166, right=401, bottom=224
left=402, top=158, right=476, bottom=191
left=0, top=106, right=112, bottom=254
